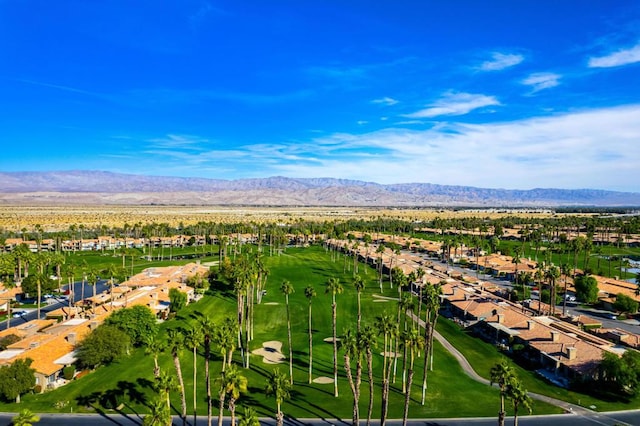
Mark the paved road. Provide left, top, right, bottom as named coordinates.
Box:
left=1, top=412, right=639, bottom=426
left=2, top=280, right=110, bottom=330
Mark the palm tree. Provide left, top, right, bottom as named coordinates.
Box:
left=325, top=277, right=344, bottom=397
left=359, top=325, right=377, bottom=426
left=353, top=275, right=365, bottom=332
left=304, top=285, right=317, bottom=384
left=265, top=368, right=291, bottom=426
left=237, top=406, right=260, bottom=426
left=155, top=371, right=178, bottom=412
left=280, top=279, right=295, bottom=384
left=546, top=265, right=560, bottom=316
left=376, top=244, right=386, bottom=292
left=167, top=328, right=187, bottom=426
left=340, top=329, right=362, bottom=426
left=215, top=317, right=237, bottom=371
left=401, top=328, right=425, bottom=426
left=12, top=409, right=40, bottom=426
left=490, top=360, right=515, bottom=426
left=185, top=326, right=203, bottom=426
left=376, top=312, right=397, bottom=426
left=145, top=334, right=165, bottom=378
left=507, top=378, right=532, bottom=426
left=421, top=284, right=441, bottom=405
left=219, top=365, right=248, bottom=426
left=198, top=315, right=217, bottom=426
left=143, top=397, right=172, bottom=426
left=86, top=267, right=99, bottom=314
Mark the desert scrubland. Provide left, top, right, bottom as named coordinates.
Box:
left=0, top=204, right=559, bottom=232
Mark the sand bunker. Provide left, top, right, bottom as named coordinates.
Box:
left=312, top=376, right=334, bottom=384
left=252, top=341, right=285, bottom=364
left=380, top=351, right=402, bottom=358
left=323, top=337, right=341, bottom=343
left=264, top=302, right=279, bottom=305
left=372, top=294, right=399, bottom=301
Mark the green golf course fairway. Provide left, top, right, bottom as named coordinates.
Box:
left=1, top=245, right=564, bottom=419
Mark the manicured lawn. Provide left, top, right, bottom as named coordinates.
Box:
left=437, top=317, right=640, bottom=412
left=2, top=246, right=563, bottom=419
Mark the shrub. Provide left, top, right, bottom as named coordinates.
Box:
left=62, top=365, right=75, bottom=380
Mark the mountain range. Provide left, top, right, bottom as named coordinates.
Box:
left=0, top=171, right=639, bottom=207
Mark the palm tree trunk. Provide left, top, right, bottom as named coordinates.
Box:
left=229, top=398, right=236, bottom=426
left=332, top=299, right=338, bottom=397
left=499, top=394, right=506, bottom=426
left=193, top=347, right=198, bottom=426
left=206, top=341, right=212, bottom=426
left=276, top=402, right=283, bottom=426
left=217, top=390, right=225, bottom=426
left=173, top=354, right=187, bottom=426
left=402, top=368, right=414, bottom=426
left=366, top=349, right=374, bottom=426
left=308, top=301, right=313, bottom=384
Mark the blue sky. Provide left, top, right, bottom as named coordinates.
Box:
left=1, top=1, right=640, bottom=191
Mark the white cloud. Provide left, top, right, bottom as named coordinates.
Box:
left=478, top=52, right=524, bottom=71
left=404, top=92, right=500, bottom=118
left=357, top=120, right=369, bottom=125
left=371, top=97, right=399, bottom=106
left=588, top=43, right=640, bottom=68
left=521, top=72, right=561, bottom=92
left=258, top=105, right=640, bottom=191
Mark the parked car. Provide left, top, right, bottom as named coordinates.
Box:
left=12, top=310, right=25, bottom=318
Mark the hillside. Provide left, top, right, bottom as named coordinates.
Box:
left=0, top=171, right=638, bottom=207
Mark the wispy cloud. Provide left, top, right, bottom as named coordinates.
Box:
left=403, top=92, right=500, bottom=118
left=371, top=97, right=399, bottom=106
left=147, top=134, right=210, bottom=150
left=521, top=72, right=561, bottom=93
left=478, top=52, right=524, bottom=71
left=588, top=42, right=640, bottom=68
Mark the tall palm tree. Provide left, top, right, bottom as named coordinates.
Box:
left=280, top=279, right=295, bottom=384
left=218, top=365, right=248, bottom=426
left=376, top=312, right=397, bottom=426
left=265, top=368, right=291, bottom=426
left=359, top=325, right=377, bottom=426
left=507, top=378, right=532, bottom=426
left=325, top=277, right=344, bottom=397
left=304, top=285, right=317, bottom=384
left=12, top=409, right=40, bottom=426
left=421, top=284, right=441, bottom=405
left=185, top=326, right=203, bottom=426
left=341, top=329, right=362, bottom=426
left=490, top=360, right=515, bottom=426
left=376, top=244, right=386, bottom=292
left=167, top=328, right=187, bottom=426
left=401, top=328, right=424, bottom=426
left=198, top=315, right=217, bottom=426
left=546, top=265, right=560, bottom=316
left=353, top=275, right=365, bottom=332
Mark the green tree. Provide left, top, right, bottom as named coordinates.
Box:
left=353, top=275, right=365, bottom=332
left=304, top=285, right=317, bottom=384
left=76, top=325, right=130, bottom=369
left=106, top=305, right=159, bottom=346
left=0, top=358, right=35, bottom=403
left=167, top=328, right=187, bottom=426
left=614, top=293, right=639, bottom=314
left=401, top=328, right=424, bottom=426
left=599, top=350, right=640, bottom=395
left=506, top=378, right=532, bottom=426
left=185, top=326, right=203, bottom=426
left=574, top=274, right=599, bottom=304
left=198, top=315, right=217, bottom=426
left=154, top=371, right=178, bottom=412
left=280, top=279, right=295, bottom=384
left=264, top=368, right=291, bottom=426
left=325, top=276, right=343, bottom=397
left=169, top=288, right=187, bottom=313
left=12, top=409, right=40, bottom=426
left=490, top=360, right=515, bottom=426
left=218, top=365, right=247, bottom=426
left=238, top=406, right=260, bottom=426
left=142, top=397, right=171, bottom=426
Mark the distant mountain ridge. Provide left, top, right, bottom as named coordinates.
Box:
left=0, top=170, right=638, bottom=207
